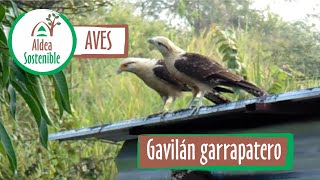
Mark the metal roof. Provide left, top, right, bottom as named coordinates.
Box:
left=49, top=87, right=320, bottom=142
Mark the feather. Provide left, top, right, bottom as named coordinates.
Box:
left=153, top=59, right=232, bottom=104
left=174, top=53, right=268, bottom=97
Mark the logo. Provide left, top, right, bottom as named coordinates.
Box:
left=9, top=9, right=76, bottom=75
left=73, top=25, right=128, bottom=58
left=138, top=134, right=294, bottom=171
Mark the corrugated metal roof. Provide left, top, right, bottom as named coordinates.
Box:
left=49, top=87, right=320, bottom=142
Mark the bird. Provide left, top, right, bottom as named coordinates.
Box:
left=147, top=36, right=268, bottom=114
left=117, top=57, right=233, bottom=113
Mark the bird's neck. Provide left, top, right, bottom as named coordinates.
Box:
left=162, top=46, right=185, bottom=59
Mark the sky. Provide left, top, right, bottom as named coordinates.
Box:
left=252, top=0, right=320, bottom=29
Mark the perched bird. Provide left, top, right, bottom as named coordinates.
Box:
left=117, top=57, right=233, bottom=112
left=147, top=36, right=268, bottom=114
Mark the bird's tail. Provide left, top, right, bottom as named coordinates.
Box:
left=213, top=86, right=234, bottom=94
left=204, top=91, right=231, bottom=104
left=231, top=80, right=268, bottom=97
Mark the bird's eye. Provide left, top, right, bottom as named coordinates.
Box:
left=123, top=62, right=134, bottom=68
left=157, top=42, right=168, bottom=49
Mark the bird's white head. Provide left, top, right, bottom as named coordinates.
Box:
left=117, top=58, right=155, bottom=74
left=147, top=36, right=184, bottom=58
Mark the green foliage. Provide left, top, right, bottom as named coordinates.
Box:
left=51, top=72, right=72, bottom=115
left=137, top=0, right=256, bottom=34
left=138, top=0, right=320, bottom=78
left=0, top=119, right=16, bottom=172
left=0, top=2, right=72, bottom=173
left=103, top=2, right=190, bottom=58
left=214, top=27, right=247, bottom=78
left=268, top=65, right=292, bottom=94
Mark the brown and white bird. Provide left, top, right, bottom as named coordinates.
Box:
left=117, top=57, right=233, bottom=112
left=147, top=36, right=268, bottom=114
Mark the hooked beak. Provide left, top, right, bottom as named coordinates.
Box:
left=147, top=38, right=155, bottom=44
left=116, top=69, right=122, bottom=74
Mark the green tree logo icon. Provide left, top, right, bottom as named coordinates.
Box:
left=31, top=13, right=61, bottom=37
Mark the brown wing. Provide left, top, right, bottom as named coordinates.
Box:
left=204, top=91, right=231, bottom=104
left=153, top=59, right=189, bottom=91
left=174, top=53, right=268, bottom=97
left=154, top=59, right=234, bottom=94
left=154, top=59, right=232, bottom=104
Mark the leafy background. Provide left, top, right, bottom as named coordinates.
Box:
left=0, top=0, right=320, bottom=179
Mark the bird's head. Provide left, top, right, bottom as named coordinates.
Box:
left=117, top=58, right=154, bottom=74
left=147, top=36, right=184, bottom=57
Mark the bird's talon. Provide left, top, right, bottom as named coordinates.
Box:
left=190, top=107, right=200, bottom=116
left=159, top=112, right=170, bottom=121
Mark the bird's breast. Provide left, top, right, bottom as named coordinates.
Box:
left=139, top=71, right=181, bottom=97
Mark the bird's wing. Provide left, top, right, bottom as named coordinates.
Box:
left=174, top=53, right=268, bottom=96
left=174, top=53, right=242, bottom=84
left=154, top=59, right=234, bottom=93
left=204, top=91, right=231, bottom=104
left=153, top=60, right=189, bottom=91
left=213, top=86, right=234, bottom=94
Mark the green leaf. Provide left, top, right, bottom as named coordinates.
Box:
left=222, top=48, right=237, bottom=58
left=12, top=80, right=50, bottom=148
left=218, top=44, right=229, bottom=55
left=215, top=37, right=227, bottom=46
left=54, top=84, right=64, bottom=119
left=0, top=5, right=5, bottom=23
left=227, top=59, right=239, bottom=69
left=2, top=53, right=10, bottom=85
left=277, top=71, right=288, bottom=81
left=57, top=22, right=61, bottom=25
left=9, top=0, right=19, bottom=18
left=11, top=81, right=42, bottom=125
left=11, top=81, right=49, bottom=148
left=6, top=16, right=15, bottom=27
left=7, top=84, right=16, bottom=120
left=0, top=28, right=8, bottom=46
left=268, top=82, right=283, bottom=94
left=0, top=39, right=7, bottom=49
left=0, top=143, right=5, bottom=155
left=222, top=54, right=230, bottom=62
left=0, top=120, right=17, bottom=172
left=25, top=74, right=52, bottom=125
left=52, top=71, right=72, bottom=114
left=10, top=61, right=28, bottom=83
left=39, top=118, right=48, bottom=149
left=4, top=15, right=14, bottom=26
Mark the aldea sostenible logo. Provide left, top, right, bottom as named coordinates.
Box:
left=9, top=9, right=77, bottom=75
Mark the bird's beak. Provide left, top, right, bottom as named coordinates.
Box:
left=147, top=38, right=155, bottom=44
left=116, top=69, right=122, bottom=74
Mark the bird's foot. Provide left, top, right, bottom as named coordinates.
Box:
left=190, top=106, right=201, bottom=116
left=189, top=97, right=201, bottom=108
left=158, top=102, right=174, bottom=121
left=159, top=111, right=169, bottom=122
left=188, top=97, right=202, bottom=115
